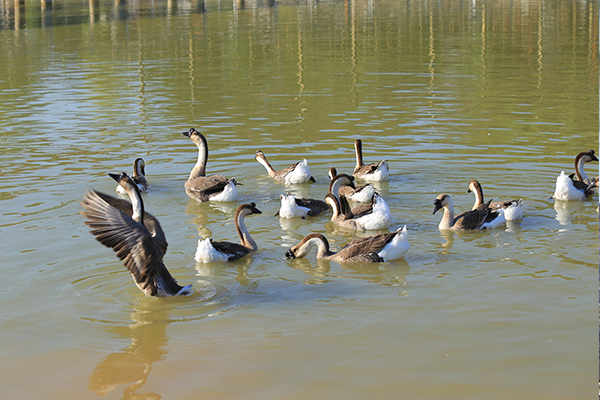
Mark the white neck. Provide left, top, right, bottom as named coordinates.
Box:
left=124, top=185, right=144, bottom=223
left=438, top=199, right=455, bottom=230
left=134, top=161, right=145, bottom=178
left=256, top=154, right=276, bottom=175
left=301, top=237, right=331, bottom=259
left=471, top=186, right=484, bottom=210
left=236, top=211, right=257, bottom=250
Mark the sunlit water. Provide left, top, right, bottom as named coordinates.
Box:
left=0, top=0, right=598, bottom=399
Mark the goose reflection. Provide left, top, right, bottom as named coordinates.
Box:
left=88, top=301, right=170, bottom=399
left=554, top=199, right=585, bottom=225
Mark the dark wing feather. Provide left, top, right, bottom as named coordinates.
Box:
left=94, top=191, right=168, bottom=256
left=81, top=190, right=163, bottom=294
left=350, top=202, right=374, bottom=219
left=210, top=241, right=251, bottom=262
left=187, top=174, right=231, bottom=197
left=338, top=195, right=355, bottom=219
left=294, top=198, right=329, bottom=216
left=454, top=200, right=491, bottom=230
left=277, top=161, right=301, bottom=178
left=569, top=175, right=595, bottom=197
left=337, top=232, right=396, bottom=261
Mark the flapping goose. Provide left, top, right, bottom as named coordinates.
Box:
left=255, top=150, right=315, bottom=185
left=328, top=167, right=374, bottom=203
left=276, top=193, right=329, bottom=218
left=81, top=172, right=192, bottom=297
left=325, top=193, right=392, bottom=231
left=285, top=226, right=409, bottom=263
left=353, top=139, right=389, bottom=182
left=433, top=194, right=505, bottom=230
left=182, top=128, right=238, bottom=202
left=467, top=179, right=523, bottom=221
left=195, top=203, right=262, bottom=262
left=116, top=158, right=148, bottom=195
left=553, top=150, right=598, bottom=201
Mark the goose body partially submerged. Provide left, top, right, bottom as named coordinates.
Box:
left=328, top=167, right=374, bottom=203
left=433, top=194, right=505, bottom=231
left=116, top=158, right=148, bottom=194
left=353, top=139, right=389, bottom=182
left=285, top=226, right=409, bottom=263
left=553, top=150, right=598, bottom=201
left=325, top=193, right=392, bottom=231
left=255, top=150, right=315, bottom=185
left=82, top=172, right=192, bottom=297
left=276, top=193, right=329, bottom=219
left=195, top=203, right=262, bottom=263
left=467, top=179, right=523, bottom=221
left=182, top=128, right=239, bottom=202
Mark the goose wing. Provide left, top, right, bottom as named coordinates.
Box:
left=355, top=163, right=379, bottom=175
left=349, top=202, right=374, bottom=218
left=81, top=190, right=164, bottom=295
left=187, top=174, right=232, bottom=197
left=453, top=201, right=491, bottom=230
left=94, top=191, right=168, bottom=256
left=276, top=161, right=301, bottom=178
left=337, top=232, right=396, bottom=262
left=568, top=174, right=595, bottom=197
left=210, top=240, right=251, bottom=261
left=294, top=198, right=329, bottom=216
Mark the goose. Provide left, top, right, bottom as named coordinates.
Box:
left=81, top=172, right=192, bottom=297
left=353, top=139, right=389, bottom=182
left=255, top=150, right=315, bottom=185
left=467, top=179, right=523, bottom=221
left=275, top=193, right=329, bottom=218
left=328, top=167, right=374, bottom=203
left=553, top=150, right=599, bottom=201
left=325, top=193, right=392, bottom=231
left=433, top=193, right=505, bottom=231
left=116, top=158, right=148, bottom=194
left=328, top=172, right=391, bottom=223
left=195, top=203, right=262, bottom=262
left=285, top=226, right=409, bottom=263
left=181, top=128, right=238, bottom=202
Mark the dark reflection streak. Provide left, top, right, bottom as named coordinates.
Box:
left=296, top=17, right=305, bottom=121
left=41, top=1, right=52, bottom=29
left=427, top=1, right=435, bottom=114
left=137, top=27, right=148, bottom=127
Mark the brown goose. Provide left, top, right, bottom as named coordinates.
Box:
left=195, top=203, right=262, bottom=262
left=467, top=180, right=523, bottom=221
left=255, top=150, right=315, bottom=185
left=81, top=172, right=192, bottom=297
left=285, top=226, right=409, bottom=263
left=182, top=128, right=238, bottom=202
left=328, top=167, right=375, bottom=203
left=353, top=139, right=389, bottom=182
left=325, top=193, right=391, bottom=231
left=553, top=150, right=598, bottom=200
left=116, top=158, right=148, bottom=194
left=433, top=194, right=505, bottom=230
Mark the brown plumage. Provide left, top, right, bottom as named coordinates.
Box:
left=255, top=150, right=315, bottom=185
left=353, top=139, right=389, bottom=182
left=433, top=193, right=504, bottom=230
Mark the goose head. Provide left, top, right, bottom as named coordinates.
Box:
left=433, top=194, right=452, bottom=214
left=109, top=171, right=139, bottom=194
left=579, top=149, right=598, bottom=163
left=285, top=233, right=328, bottom=259
left=238, top=202, right=262, bottom=217
left=181, top=128, right=206, bottom=144
left=467, top=180, right=482, bottom=194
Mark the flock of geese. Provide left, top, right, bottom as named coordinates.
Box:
left=81, top=128, right=599, bottom=297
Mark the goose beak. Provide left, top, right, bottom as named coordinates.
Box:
left=285, top=249, right=296, bottom=259
left=433, top=199, right=443, bottom=215
left=108, top=173, right=120, bottom=182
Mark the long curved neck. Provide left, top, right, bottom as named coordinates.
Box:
left=302, top=237, right=334, bottom=259
left=256, top=152, right=277, bottom=176
left=133, top=160, right=145, bottom=178
left=470, top=183, right=484, bottom=210
left=190, top=137, right=208, bottom=179
left=355, top=140, right=364, bottom=167
left=235, top=211, right=257, bottom=250
left=438, top=200, right=455, bottom=230
left=326, top=196, right=341, bottom=219
left=575, top=154, right=590, bottom=184
left=329, top=178, right=345, bottom=198
left=125, top=185, right=144, bottom=223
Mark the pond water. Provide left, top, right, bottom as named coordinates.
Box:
left=0, top=0, right=598, bottom=399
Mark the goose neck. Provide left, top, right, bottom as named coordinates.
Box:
left=575, top=155, right=590, bottom=184
left=235, top=210, right=257, bottom=250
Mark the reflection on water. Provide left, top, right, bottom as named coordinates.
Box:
left=88, top=302, right=168, bottom=399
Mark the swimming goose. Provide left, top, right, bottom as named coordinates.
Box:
left=353, top=139, right=389, bottom=182
left=276, top=193, right=329, bottom=218
left=328, top=172, right=391, bottom=223
left=195, top=203, right=262, bottom=262
left=467, top=179, right=523, bottom=221
left=328, top=167, right=375, bottom=203
left=116, top=158, right=148, bottom=194
left=285, top=226, right=409, bottom=263
left=81, top=172, right=192, bottom=297
left=325, top=193, right=392, bottom=231
left=255, top=150, right=315, bottom=185
left=182, top=128, right=238, bottom=202
left=433, top=194, right=505, bottom=231
left=553, top=150, right=599, bottom=201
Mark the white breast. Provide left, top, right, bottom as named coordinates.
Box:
left=195, top=238, right=228, bottom=263
left=377, top=226, right=410, bottom=261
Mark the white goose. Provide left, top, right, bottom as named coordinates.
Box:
left=255, top=150, right=315, bottom=185
left=328, top=167, right=374, bottom=203
left=553, top=150, right=598, bottom=201
left=353, top=139, right=389, bottom=182
left=276, top=193, right=329, bottom=219
left=433, top=194, right=505, bottom=231
left=467, top=179, right=523, bottom=221
left=325, top=193, right=392, bottom=231
left=116, top=158, right=148, bottom=194
left=285, top=226, right=409, bottom=263
left=195, top=203, right=262, bottom=263
left=182, top=128, right=238, bottom=202
left=81, top=172, right=192, bottom=297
